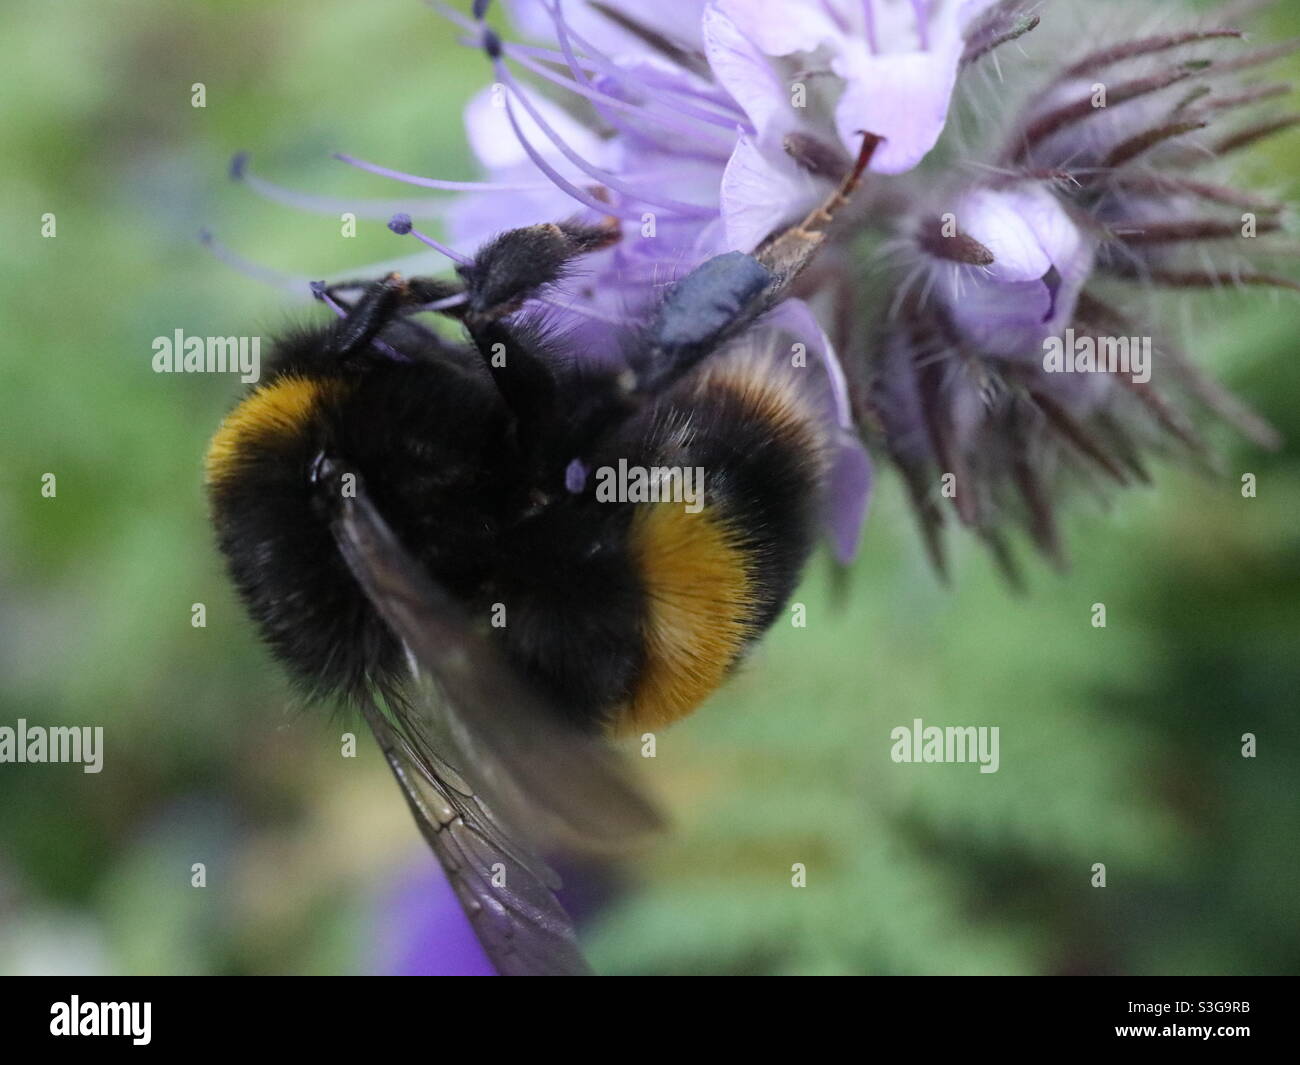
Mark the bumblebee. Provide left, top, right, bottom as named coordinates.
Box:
left=206, top=136, right=881, bottom=975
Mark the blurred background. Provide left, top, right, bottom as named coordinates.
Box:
left=1, top=0, right=1297, bottom=975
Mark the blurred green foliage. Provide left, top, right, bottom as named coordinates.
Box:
left=1, top=0, right=1297, bottom=975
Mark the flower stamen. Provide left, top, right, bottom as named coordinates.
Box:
left=490, top=61, right=717, bottom=218
left=542, top=0, right=750, bottom=131
left=229, top=152, right=449, bottom=220
left=388, top=213, right=473, bottom=265
left=333, top=153, right=559, bottom=193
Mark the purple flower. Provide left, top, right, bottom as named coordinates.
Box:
left=475, top=1, right=1001, bottom=260
left=210, top=0, right=1297, bottom=578
left=865, top=13, right=1295, bottom=574
left=371, top=857, right=496, bottom=976
left=711, top=0, right=1000, bottom=174
left=933, top=183, right=1095, bottom=358
left=431, top=2, right=877, bottom=558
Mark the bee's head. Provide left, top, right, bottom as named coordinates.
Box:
left=204, top=328, right=518, bottom=697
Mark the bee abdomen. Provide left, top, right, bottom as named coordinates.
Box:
left=612, top=363, right=827, bottom=733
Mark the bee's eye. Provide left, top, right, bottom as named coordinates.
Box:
left=307, top=451, right=328, bottom=484
left=308, top=451, right=343, bottom=491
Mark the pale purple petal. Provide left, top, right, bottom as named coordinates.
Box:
left=762, top=298, right=873, bottom=562
left=945, top=273, right=1055, bottom=355
left=955, top=187, right=1056, bottom=283
left=453, top=85, right=612, bottom=248
left=702, top=5, right=792, bottom=142
left=464, top=82, right=611, bottom=175
left=714, top=0, right=842, bottom=56
left=825, top=434, right=873, bottom=564
left=828, top=0, right=999, bottom=173
left=941, top=184, right=1095, bottom=357
left=1014, top=185, right=1089, bottom=280
left=720, top=135, right=823, bottom=251
left=832, top=45, right=964, bottom=174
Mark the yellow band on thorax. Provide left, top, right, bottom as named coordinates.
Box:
left=205, top=375, right=347, bottom=485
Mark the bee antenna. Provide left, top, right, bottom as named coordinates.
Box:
left=228, top=151, right=250, bottom=181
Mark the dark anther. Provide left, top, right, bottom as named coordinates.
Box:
left=783, top=132, right=853, bottom=181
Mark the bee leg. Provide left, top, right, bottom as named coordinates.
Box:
left=320, top=275, right=408, bottom=356
left=317, top=277, right=464, bottom=308
left=401, top=276, right=468, bottom=311
left=629, top=251, right=777, bottom=395
left=455, top=218, right=621, bottom=327
left=435, top=217, right=620, bottom=464
left=318, top=275, right=465, bottom=356
left=467, top=318, right=567, bottom=469
left=753, top=131, right=882, bottom=286
left=620, top=133, right=883, bottom=400
left=315, top=278, right=380, bottom=293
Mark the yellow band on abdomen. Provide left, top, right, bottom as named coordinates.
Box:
left=616, top=501, right=756, bottom=735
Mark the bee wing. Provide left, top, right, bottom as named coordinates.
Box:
left=356, top=692, right=592, bottom=976
left=330, top=478, right=661, bottom=849
left=328, top=470, right=661, bottom=974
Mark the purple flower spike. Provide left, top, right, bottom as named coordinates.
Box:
left=861, top=10, right=1298, bottom=573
